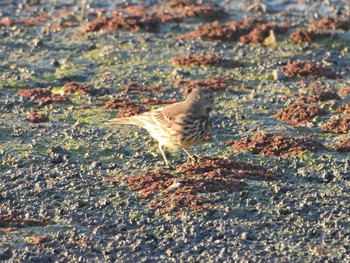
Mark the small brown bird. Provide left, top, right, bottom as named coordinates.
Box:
left=107, top=89, right=214, bottom=167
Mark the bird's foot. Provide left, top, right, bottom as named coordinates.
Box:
left=166, top=165, right=176, bottom=170
left=176, top=155, right=200, bottom=172
left=159, top=163, right=175, bottom=171
left=186, top=155, right=200, bottom=165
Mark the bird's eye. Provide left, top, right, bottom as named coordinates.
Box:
left=209, top=94, right=213, bottom=99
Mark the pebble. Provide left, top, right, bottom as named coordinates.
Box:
left=272, top=68, right=287, bottom=80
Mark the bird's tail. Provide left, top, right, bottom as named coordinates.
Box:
left=106, top=116, right=146, bottom=128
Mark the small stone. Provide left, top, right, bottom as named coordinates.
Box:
left=166, top=249, right=173, bottom=257
left=51, top=154, right=64, bottom=164
left=322, top=171, right=334, bottom=182
left=52, top=60, right=60, bottom=67
left=240, top=232, right=249, bottom=240
left=90, top=161, right=102, bottom=169
left=273, top=68, right=287, bottom=80
left=51, top=146, right=69, bottom=156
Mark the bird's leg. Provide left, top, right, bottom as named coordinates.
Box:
left=159, top=144, right=172, bottom=169
left=182, top=148, right=198, bottom=164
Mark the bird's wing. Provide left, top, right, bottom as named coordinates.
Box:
left=161, top=101, right=185, bottom=118
left=149, top=108, right=173, bottom=129
left=107, top=102, right=185, bottom=131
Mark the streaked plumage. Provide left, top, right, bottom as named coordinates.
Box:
left=107, top=89, right=215, bottom=166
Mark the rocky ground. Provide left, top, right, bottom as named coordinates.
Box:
left=0, top=0, right=350, bottom=262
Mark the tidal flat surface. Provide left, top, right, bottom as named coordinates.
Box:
left=0, top=0, right=350, bottom=261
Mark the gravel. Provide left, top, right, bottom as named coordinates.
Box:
left=1, top=0, right=350, bottom=262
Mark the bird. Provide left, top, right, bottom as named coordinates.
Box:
left=106, top=88, right=215, bottom=167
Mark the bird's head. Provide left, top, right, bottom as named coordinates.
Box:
left=185, top=88, right=215, bottom=116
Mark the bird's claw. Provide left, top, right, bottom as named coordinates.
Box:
left=165, top=164, right=175, bottom=170
left=186, top=155, right=199, bottom=165
left=175, top=155, right=200, bottom=172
